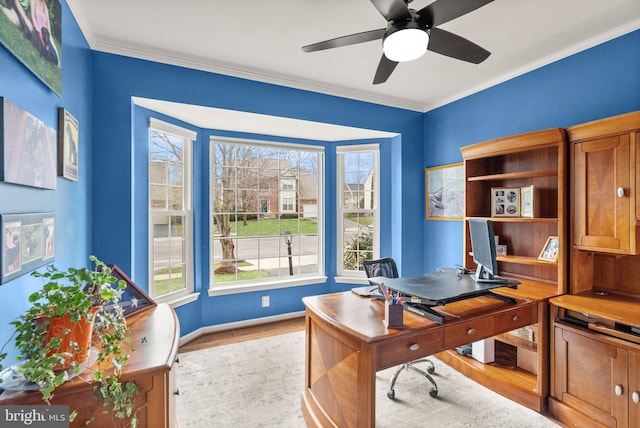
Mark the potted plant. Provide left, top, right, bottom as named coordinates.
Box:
left=0, top=256, right=140, bottom=426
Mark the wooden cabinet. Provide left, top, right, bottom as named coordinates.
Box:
left=549, top=110, right=640, bottom=427
left=437, top=128, right=569, bottom=412
left=551, top=308, right=640, bottom=428
left=569, top=110, right=640, bottom=255
left=0, top=304, right=180, bottom=428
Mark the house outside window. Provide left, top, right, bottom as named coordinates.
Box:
left=210, top=138, right=325, bottom=295
left=148, top=119, right=195, bottom=303
left=337, top=144, right=379, bottom=276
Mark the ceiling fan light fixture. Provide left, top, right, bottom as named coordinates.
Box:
left=383, top=28, right=429, bottom=62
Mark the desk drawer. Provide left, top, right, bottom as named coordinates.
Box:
left=494, top=305, right=535, bottom=333
left=444, top=316, right=493, bottom=349
left=378, top=330, right=442, bottom=370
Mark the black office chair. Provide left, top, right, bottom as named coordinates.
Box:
left=362, top=258, right=439, bottom=399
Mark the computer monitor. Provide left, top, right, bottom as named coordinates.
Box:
left=468, top=218, right=506, bottom=283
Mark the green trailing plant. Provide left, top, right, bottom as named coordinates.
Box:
left=0, top=256, right=140, bottom=427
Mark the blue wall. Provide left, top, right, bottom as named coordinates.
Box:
left=0, top=2, right=92, bottom=364
left=1, top=0, right=638, bottom=354
left=91, top=53, right=425, bottom=335
left=423, top=30, right=640, bottom=273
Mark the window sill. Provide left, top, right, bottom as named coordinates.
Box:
left=208, top=275, right=327, bottom=296
left=334, top=276, right=370, bottom=285
left=155, top=291, right=200, bottom=308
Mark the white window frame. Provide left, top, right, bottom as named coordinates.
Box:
left=336, top=144, right=380, bottom=283
left=148, top=118, right=196, bottom=306
left=208, top=137, right=326, bottom=296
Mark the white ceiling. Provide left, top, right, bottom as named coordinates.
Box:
left=68, top=0, right=640, bottom=139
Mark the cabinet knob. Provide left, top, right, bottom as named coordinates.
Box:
left=409, top=344, right=420, bottom=351
left=512, top=315, right=519, bottom=321
left=467, top=328, right=476, bottom=335
left=174, top=388, right=180, bottom=396
left=617, top=187, right=625, bottom=197
left=615, top=385, right=623, bottom=396
left=633, top=392, right=640, bottom=404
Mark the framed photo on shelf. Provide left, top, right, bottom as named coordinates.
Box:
left=491, top=187, right=520, bottom=217
left=520, top=185, right=534, bottom=218
left=538, top=236, right=559, bottom=262
left=106, top=264, right=156, bottom=317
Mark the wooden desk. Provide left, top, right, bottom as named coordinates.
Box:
left=0, top=303, right=180, bottom=428
left=301, top=291, right=535, bottom=428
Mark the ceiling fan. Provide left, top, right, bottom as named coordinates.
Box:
left=302, top=0, right=494, bottom=84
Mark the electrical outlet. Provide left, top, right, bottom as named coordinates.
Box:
left=261, top=295, right=270, bottom=307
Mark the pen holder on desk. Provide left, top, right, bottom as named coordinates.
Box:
left=384, top=301, right=404, bottom=328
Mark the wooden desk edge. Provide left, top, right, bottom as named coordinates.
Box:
left=301, top=292, right=537, bottom=428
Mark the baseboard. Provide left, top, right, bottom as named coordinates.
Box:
left=179, top=310, right=305, bottom=346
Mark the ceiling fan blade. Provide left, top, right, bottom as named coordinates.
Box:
left=373, top=54, right=398, bottom=84
left=370, top=0, right=412, bottom=22
left=302, top=29, right=385, bottom=53
left=418, top=0, right=494, bottom=27
left=428, top=27, right=490, bottom=64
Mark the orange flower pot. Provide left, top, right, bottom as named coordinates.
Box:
left=43, top=306, right=100, bottom=371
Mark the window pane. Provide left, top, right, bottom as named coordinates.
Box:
left=150, top=159, right=167, bottom=185
left=169, top=187, right=183, bottom=210
left=149, top=123, right=192, bottom=300
left=150, top=184, right=167, bottom=210
left=152, top=215, right=186, bottom=297
left=338, top=146, right=378, bottom=274
left=168, top=162, right=183, bottom=186
left=211, top=140, right=321, bottom=287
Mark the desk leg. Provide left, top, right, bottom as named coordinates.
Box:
left=302, top=312, right=376, bottom=428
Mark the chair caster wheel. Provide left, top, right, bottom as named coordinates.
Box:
left=387, top=390, right=396, bottom=400
left=428, top=388, right=438, bottom=398
left=427, top=366, right=435, bottom=374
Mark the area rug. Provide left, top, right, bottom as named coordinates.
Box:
left=175, top=331, right=560, bottom=427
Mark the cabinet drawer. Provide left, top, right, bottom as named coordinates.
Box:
left=444, top=316, right=493, bottom=349
left=378, top=330, right=442, bottom=370
left=494, top=305, right=535, bottom=332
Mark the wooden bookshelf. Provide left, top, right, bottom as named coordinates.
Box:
left=441, top=128, right=569, bottom=412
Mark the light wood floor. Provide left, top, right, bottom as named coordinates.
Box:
left=179, top=316, right=305, bottom=353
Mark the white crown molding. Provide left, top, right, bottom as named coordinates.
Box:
left=65, top=0, right=640, bottom=114
left=90, top=36, right=427, bottom=113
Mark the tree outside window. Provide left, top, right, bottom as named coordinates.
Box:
left=148, top=119, right=194, bottom=300
left=210, top=139, right=323, bottom=288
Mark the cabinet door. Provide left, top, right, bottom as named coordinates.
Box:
left=553, top=325, right=628, bottom=427
left=630, top=351, right=640, bottom=428
left=573, top=134, right=631, bottom=252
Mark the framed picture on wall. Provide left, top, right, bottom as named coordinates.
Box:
left=426, top=163, right=464, bottom=220
left=58, top=108, right=79, bottom=181
left=1, top=97, right=57, bottom=190
left=0, top=0, right=62, bottom=95
left=1, top=212, right=55, bottom=285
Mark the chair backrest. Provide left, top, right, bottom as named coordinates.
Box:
left=362, top=258, right=398, bottom=282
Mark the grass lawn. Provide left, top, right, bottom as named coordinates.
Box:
left=230, top=217, right=317, bottom=237
left=214, top=269, right=270, bottom=282
left=345, top=215, right=373, bottom=226
left=0, top=6, right=62, bottom=94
